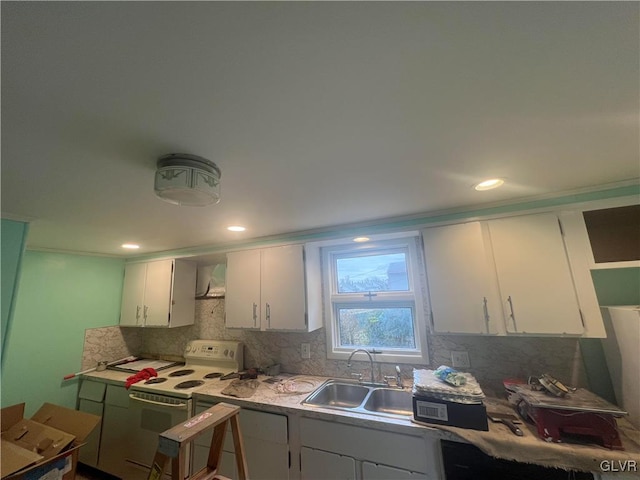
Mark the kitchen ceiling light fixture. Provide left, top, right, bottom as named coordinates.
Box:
left=227, top=225, right=246, bottom=232
left=154, top=153, right=221, bottom=206
left=121, top=243, right=140, bottom=249
left=353, top=236, right=370, bottom=242
left=474, top=178, right=505, bottom=191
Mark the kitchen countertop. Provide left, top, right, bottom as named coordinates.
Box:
left=83, top=371, right=640, bottom=474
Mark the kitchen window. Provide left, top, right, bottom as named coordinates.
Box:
left=321, top=235, right=429, bottom=364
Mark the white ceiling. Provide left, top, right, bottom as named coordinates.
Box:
left=2, top=2, right=638, bottom=257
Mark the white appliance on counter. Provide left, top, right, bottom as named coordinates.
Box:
left=601, top=306, right=640, bottom=428
left=125, top=340, right=243, bottom=479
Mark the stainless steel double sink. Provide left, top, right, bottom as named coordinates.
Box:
left=302, top=379, right=413, bottom=419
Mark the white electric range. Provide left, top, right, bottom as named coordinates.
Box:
left=129, top=339, right=244, bottom=399
left=124, top=340, right=243, bottom=479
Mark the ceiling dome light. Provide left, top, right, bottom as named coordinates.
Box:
left=474, top=178, right=504, bottom=191
left=353, top=236, right=370, bottom=243
left=122, top=243, right=140, bottom=249
left=154, top=153, right=221, bottom=206
left=227, top=226, right=246, bottom=232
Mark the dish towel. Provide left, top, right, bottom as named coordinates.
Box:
left=125, top=367, right=158, bottom=389
left=221, top=379, right=260, bottom=398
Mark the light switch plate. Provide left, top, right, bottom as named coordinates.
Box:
left=451, top=350, right=470, bottom=368
left=301, top=343, right=311, bottom=359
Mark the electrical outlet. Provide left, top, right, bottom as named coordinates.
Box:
left=451, top=351, right=470, bottom=368
left=301, top=343, right=311, bottom=359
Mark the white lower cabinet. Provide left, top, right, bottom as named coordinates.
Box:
left=362, top=461, right=429, bottom=480
left=192, top=404, right=289, bottom=480
left=299, top=417, right=441, bottom=480
left=301, top=447, right=356, bottom=480
left=77, top=379, right=106, bottom=468
left=97, top=384, right=132, bottom=478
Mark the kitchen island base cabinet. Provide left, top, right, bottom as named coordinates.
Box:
left=192, top=404, right=289, bottom=480
left=299, top=417, right=441, bottom=479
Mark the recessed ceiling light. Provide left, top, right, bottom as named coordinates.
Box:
left=474, top=178, right=504, bottom=191
left=227, top=226, right=246, bottom=232
left=353, top=236, right=370, bottom=243
left=121, top=243, right=140, bottom=249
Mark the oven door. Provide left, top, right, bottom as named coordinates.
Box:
left=127, top=392, right=192, bottom=479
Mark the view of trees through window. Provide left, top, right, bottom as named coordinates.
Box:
left=338, top=307, right=416, bottom=349
left=335, top=251, right=415, bottom=349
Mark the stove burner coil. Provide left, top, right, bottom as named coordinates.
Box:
left=145, top=377, right=168, bottom=384
left=174, top=380, right=205, bottom=389
left=169, top=369, right=195, bottom=377
left=204, top=372, right=224, bottom=379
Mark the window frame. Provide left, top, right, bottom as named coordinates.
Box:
left=321, top=235, right=429, bottom=364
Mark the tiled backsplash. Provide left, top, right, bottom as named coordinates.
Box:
left=83, top=298, right=587, bottom=396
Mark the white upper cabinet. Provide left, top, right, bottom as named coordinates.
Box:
left=261, top=245, right=307, bottom=330
left=225, top=249, right=262, bottom=329
left=422, top=221, right=503, bottom=334
left=225, top=244, right=321, bottom=331
left=422, top=211, right=606, bottom=337
left=488, top=213, right=584, bottom=335
left=119, top=259, right=196, bottom=328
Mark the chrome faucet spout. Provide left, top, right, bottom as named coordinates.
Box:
left=347, top=349, right=375, bottom=384
left=395, top=365, right=403, bottom=388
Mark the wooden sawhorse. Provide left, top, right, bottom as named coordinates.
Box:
left=147, top=402, right=248, bottom=480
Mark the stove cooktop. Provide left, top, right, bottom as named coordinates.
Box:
left=129, top=340, right=243, bottom=399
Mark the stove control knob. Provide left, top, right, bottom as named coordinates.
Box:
left=224, top=349, right=229, bottom=357
left=230, top=350, right=234, bottom=358
left=186, top=345, right=192, bottom=352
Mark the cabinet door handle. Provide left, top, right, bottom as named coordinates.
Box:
left=136, top=305, right=141, bottom=320
left=143, top=305, right=149, bottom=320
left=252, top=303, right=258, bottom=327
left=506, top=296, right=517, bottom=331
left=483, top=297, right=490, bottom=333
left=266, top=303, right=271, bottom=328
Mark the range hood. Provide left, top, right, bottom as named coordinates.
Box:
left=196, top=263, right=226, bottom=298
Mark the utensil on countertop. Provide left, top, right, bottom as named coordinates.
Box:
left=487, top=411, right=524, bottom=436
left=63, top=355, right=137, bottom=380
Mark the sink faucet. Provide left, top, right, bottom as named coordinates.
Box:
left=347, top=349, right=375, bottom=384
left=384, top=365, right=404, bottom=389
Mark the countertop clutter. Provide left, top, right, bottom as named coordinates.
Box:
left=83, top=369, right=640, bottom=475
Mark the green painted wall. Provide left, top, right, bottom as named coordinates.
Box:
left=1, top=219, right=29, bottom=363
left=1, top=251, right=124, bottom=415
left=591, top=268, right=640, bottom=306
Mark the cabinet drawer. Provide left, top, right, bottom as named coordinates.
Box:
left=300, top=417, right=433, bottom=474
left=105, top=384, right=130, bottom=407
left=79, top=379, right=107, bottom=402
left=195, top=405, right=288, bottom=448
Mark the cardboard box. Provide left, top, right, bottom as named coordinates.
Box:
left=413, top=394, right=489, bottom=431
left=1, top=403, right=101, bottom=480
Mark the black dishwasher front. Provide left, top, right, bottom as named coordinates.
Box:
left=441, top=440, right=594, bottom=480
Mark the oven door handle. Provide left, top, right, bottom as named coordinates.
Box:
left=129, top=394, right=189, bottom=410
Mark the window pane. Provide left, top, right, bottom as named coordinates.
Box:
left=336, top=252, right=409, bottom=293
left=337, top=307, right=416, bottom=349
